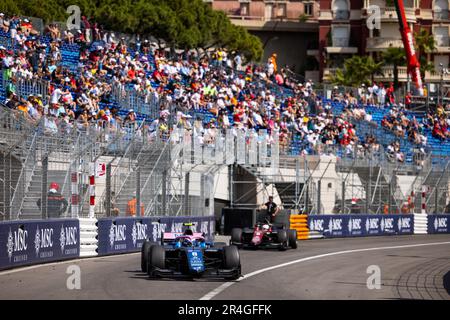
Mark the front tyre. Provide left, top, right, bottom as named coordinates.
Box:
left=277, top=230, right=288, bottom=251
left=288, top=229, right=298, bottom=249
left=141, top=240, right=150, bottom=272
left=223, top=245, right=241, bottom=280
left=147, top=245, right=165, bottom=277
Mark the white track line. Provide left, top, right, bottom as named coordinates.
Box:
left=199, top=241, right=450, bottom=300
left=0, top=253, right=140, bottom=276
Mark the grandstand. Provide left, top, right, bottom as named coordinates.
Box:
left=0, top=12, right=449, bottom=223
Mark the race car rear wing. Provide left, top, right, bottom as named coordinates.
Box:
left=162, top=232, right=204, bottom=241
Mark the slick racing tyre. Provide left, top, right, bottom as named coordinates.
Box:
left=223, top=245, right=240, bottom=280
left=287, top=229, right=298, bottom=249
left=277, top=230, right=288, bottom=251
left=223, top=245, right=240, bottom=269
left=141, top=241, right=157, bottom=272
left=141, top=240, right=150, bottom=272
left=230, top=228, right=242, bottom=245
left=147, top=245, right=165, bottom=276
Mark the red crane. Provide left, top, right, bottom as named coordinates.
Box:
left=393, top=0, right=424, bottom=96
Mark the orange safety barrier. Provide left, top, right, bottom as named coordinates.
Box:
left=289, top=214, right=309, bottom=240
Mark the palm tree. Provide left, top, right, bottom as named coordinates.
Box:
left=414, top=29, right=436, bottom=76
left=382, top=47, right=406, bottom=90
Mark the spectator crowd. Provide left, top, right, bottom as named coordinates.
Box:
left=1, top=13, right=449, bottom=161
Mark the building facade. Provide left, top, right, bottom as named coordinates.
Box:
left=207, top=0, right=320, bottom=79
left=315, top=0, right=450, bottom=84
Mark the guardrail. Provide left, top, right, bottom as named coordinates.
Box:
left=1, top=214, right=448, bottom=271
left=307, top=214, right=415, bottom=238
left=97, top=215, right=215, bottom=255
left=0, top=218, right=80, bottom=270
left=0, top=215, right=215, bottom=270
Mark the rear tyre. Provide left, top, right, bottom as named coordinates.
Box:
left=223, top=245, right=241, bottom=280
left=141, top=240, right=150, bottom=272
left=147, top=245, right=165, bottom=276
left=230, top=228, right=242, bottom=245
left=288, top=229, right=298, bottom=249
left=277, top=230, right=288, bottom=251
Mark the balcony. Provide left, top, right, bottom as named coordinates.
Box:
left=323, top=66, right=409, bottom=82
left=325, top=37, right=358, bottom=54
left=226, top=14, right=318, bottom=32
left=433, top=10, right=449, bottom=20
left=435, top=36, right=450, bottom=53
left=366, top=37, right=403, bottom=51
left=364, top=7, right=416, bottom=23
left=425, top=70, right=450, bottom=82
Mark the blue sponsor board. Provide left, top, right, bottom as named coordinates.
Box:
left=427, top=215, right=450, bottom=234
left=0, top=219, right=80, bottom=271
left=307, top=215, right=414, bottom=238
left=97, top=216, right=215, bottom=255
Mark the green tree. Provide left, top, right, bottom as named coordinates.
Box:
left=1, top=0, right=263, bottom=62
left=331, top=55, right=382, bottom=87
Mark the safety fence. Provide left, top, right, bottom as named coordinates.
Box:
left=1, top=214, right=449, bottom=271
left=0, top=218, right=80, bottom=270
left=306, top=214, right=415, bottom=238
left=110, top=84, right=162, bottom=120
left=303, top=214, right=450, bottom=237
left=1, top=77, right=50, bottom=103
left=97, top=215, right=215, bottom=255
left=0, top=101, right=152, bottom=221
left=0, top=215, right=215, bottom=271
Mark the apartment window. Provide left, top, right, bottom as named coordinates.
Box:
left=332, top=0, right=350, bottom=20
left=434, top=0, right=449, bottom=20
left=304, top=2, right=314, bottom=16
left=332, top=26, right=350, bottom=47
left=276, top=3, right=287, bottom=18
left=434, top=27, right=450, bottom=47
left=240, top=3, right=250, bottom=16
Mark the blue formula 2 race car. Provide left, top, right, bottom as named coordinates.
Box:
left=141, top=223, right=241, bottom=280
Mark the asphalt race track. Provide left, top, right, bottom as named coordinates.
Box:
left=1, top=235, right=450, bottom=300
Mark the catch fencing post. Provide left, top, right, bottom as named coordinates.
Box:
left=184, top=172, right=190, bottom=216
left=317, top=180, right=321, bottom=215
left=105, top=163, right=111, bottom=217
left=41, top=154, right=48, bottom=219
left=89, top=162, right=95, bottom=218
left=421, top=186, right=427, bottom=214
left=136, top=166, right=141, bottom=216
left=71, top=164, right=79, bottom=218
left=388, top=179, right=392, bottom=215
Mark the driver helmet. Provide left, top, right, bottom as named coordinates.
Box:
left=182, top=238, right=193, bottom=247
left=262, top=224, right=270, bottom=231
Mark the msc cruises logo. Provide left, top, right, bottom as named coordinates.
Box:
left=131, top=221, right=148, bottom=247
left=348, top=218, right=362, bottom=233
left=6, top=227, right=28, bottom=262
left=434, top=217, right=447, bottom=231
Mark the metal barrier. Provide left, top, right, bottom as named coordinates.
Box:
left=111, top=84, right=161, bottom=119
left=1, top=76, right=50, bottom=104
